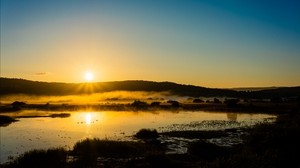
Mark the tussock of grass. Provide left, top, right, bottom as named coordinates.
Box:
left=135, top=129, right=159, bottom=140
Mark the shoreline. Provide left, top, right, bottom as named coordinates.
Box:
left=1, top=101, right=296, bottom=114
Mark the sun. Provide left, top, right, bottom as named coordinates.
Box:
left=84, top=71, right=94, bottom=82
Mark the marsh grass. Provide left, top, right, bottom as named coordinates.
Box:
left=71, top=138, right=165, bottom=167
left=193, top=109, right=300, bottom=168
left=3, top=148, right=67, bottom=168
left=72, top=138, right=149, bottom=158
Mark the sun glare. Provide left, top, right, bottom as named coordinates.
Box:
left=84, top=71, right=94, bottom=82
left=85, top=113, right=92, bottom=125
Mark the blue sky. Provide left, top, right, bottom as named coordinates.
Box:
left=1, top=0, right=300, bottom=87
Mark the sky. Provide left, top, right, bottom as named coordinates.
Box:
left=1, top=0, right=300, bottom=88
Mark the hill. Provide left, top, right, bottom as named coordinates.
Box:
left=0, top=77, right=299, bottom=99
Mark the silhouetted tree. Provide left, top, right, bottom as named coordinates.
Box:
left=167, top=100, right=180, bottom=107
left=11, top=101, right=26, bottom=110
left=131, top=100, right=148, bottom=107
left=150, top=102, right=161, bottom=106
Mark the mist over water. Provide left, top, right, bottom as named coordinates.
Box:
left=0, top=91, right=177, bottom=105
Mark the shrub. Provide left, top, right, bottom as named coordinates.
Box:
left=135, top=129, right=159, bottom=140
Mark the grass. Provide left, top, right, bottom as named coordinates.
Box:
left=72, top=138, right=149, bottom=158
left=2, top=148, right=67, bottom=168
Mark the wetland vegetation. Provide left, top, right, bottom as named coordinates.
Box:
left=1, top=107, right=299, bottom=167
left=1, top=78, right=300, bottom=167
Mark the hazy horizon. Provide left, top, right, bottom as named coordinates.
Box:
left=2, top=76, right=299, bottom=89
left=1, top=0, right=300, bottom=88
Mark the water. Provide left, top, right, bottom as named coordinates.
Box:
left=0, top=110, right=275, bottom=163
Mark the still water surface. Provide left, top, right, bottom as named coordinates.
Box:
left=0, top=110, right=275, bottom=163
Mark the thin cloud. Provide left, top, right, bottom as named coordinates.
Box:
left=35, top=72, right=52, bottom=76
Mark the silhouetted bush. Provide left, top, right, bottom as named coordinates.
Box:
left=131, top=100, right=148, bottom=107
left=150, top=101, right=161, bottom=106
left=193, top=98, right=204, bottom=103
left=135, top=129, right=159, bottom=140
left=11, top=101, right=26, bottom=110
left=167, top=100, right=180, bottom=107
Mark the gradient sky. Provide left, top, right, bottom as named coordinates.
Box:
left=1, top=0, right=300, bottom=88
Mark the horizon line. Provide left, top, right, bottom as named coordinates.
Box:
left=1, top=77, right=299, bottom=90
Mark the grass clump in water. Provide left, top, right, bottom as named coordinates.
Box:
left=135, top=128, right=159, bottom=140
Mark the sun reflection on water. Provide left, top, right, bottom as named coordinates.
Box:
left=85, top=113, right=92, bottom=125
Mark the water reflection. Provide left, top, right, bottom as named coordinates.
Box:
left=0, top=110, right=275, bottom=164
left=85, top=113, right=92, bottom=125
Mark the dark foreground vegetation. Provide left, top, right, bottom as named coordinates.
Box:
left=0, top=115, right=17, bottom=126
left=2, top=107, right=300, bottom=168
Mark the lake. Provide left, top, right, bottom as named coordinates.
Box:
left=0, top=110, right=275, bottom=163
